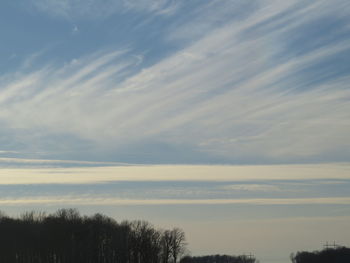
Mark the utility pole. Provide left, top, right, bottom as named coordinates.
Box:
left=323, top=241, right=340, bottom=249
left=241, top=253, right=254, bottom=263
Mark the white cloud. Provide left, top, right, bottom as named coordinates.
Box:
left=0, top=150, right=20, bottom=154
left=29, top=0, right=178, bottom=19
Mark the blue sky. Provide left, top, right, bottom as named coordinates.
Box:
left=0, top=0, right=349, bottom=165
left=1, top=1, right=350, bottom=262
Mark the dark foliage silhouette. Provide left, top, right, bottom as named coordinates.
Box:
left=180, top=254, right=257, bottom=263
left=0, top=209, right=187, bottom=263
left=291, top=247, right=350, bottom=263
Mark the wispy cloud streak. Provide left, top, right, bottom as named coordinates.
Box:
left=1, top=196, right=350, bottom=206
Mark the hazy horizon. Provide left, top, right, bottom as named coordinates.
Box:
left=1, top=163, right=350, bottom=263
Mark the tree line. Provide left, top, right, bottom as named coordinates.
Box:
left=0, top=209, right=186, bottom=263
left=291, top=246, right=350, bottom=263
left=180, top=254, right=256, bottom=263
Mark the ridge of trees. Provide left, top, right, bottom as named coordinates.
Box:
left=0, top=209, right=187, bottom=263
left=291, top=246, right=350, bottom=263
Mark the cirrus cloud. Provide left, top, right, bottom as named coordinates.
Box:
left=2, top=0, right=350, bottom=164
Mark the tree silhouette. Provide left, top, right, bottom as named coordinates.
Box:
left=170, top=228, right=187, bottom=263
left=180, top=254, right=257, bottom=263
left=161, top=230, right=172, bottom=263
left=291, top=247, right=350, bottom=263
left=0, top=209, right=188, bottom=263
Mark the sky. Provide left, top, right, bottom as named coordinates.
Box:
left=0, top=0, right=350, bottom=262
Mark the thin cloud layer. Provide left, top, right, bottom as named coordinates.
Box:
left=0, top=164, right=349, bottom=185
left=2, top=197, right=350, bottom=206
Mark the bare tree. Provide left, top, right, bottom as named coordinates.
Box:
left=170, top=228, right=187, bottom=263
left=161, top=230, right=173, bottom=263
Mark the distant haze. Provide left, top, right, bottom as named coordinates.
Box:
left=1, top=164, right=350, bottom=262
